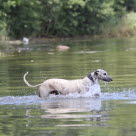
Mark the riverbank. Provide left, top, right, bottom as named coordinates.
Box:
left=1, top=34, right=135, bottom=46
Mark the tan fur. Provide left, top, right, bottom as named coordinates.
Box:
left=23, top=69, right=112, bottom=99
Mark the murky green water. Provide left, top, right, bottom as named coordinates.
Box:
left=0, top=37, right=136, bottom=136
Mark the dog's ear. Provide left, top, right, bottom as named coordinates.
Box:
left=94, top=70, right=99, bottom=76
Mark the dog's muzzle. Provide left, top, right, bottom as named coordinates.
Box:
left=104, top=77, right=113, bottom=82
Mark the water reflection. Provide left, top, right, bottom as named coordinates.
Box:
left=25, top=97, right=110, bottom=127
left=40, top=98, right=104, bottom=124
left=41, top=98, right=110, bottom=127
left=41, top=98, right=102, bottom=113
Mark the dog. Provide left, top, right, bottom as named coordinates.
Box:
left=23, top=69, right=112, bottom=99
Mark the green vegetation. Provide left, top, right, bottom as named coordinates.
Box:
left=0, top=0, right=136, bottom=39
left=100, top=12, right=136, bottom=37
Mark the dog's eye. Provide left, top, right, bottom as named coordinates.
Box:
left=95, top=70, right=99, bottom=75
left=103, top=73, right=107, bottom=75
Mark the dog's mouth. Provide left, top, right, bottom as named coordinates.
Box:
left=103, top=77, right=113, bottom=82
left=99, top=77, right=112, bottom=82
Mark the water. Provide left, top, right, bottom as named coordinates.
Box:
left=0, top=37, right=136, bottom=136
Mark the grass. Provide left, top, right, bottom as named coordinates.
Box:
left=0, top=28, right=8, bottom=41
left=101, top=12, right=136, bottom=37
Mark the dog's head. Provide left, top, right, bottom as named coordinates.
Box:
left=94, top=69, right=112, bottom=82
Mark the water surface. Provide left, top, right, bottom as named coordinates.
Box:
left=0, top=37, right=136, bottom=136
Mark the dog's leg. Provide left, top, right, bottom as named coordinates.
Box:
left=38, top=86, right=51, bottom=99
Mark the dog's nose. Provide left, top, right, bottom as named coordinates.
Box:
left=109, top=77, right=113, bottom=82
left=107, top=77, right=113, bottom=82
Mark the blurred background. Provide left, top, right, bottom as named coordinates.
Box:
left=0, top=0, right=136, bottom=40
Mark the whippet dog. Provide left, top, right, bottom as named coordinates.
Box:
left=23, top=69, right=112, bottom=99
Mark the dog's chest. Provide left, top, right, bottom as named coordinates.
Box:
left=83, top=80, right=101, bottom=96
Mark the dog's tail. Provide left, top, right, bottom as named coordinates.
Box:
left=23, top=72, right=42, bottom=87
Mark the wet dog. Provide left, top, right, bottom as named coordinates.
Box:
left=23, top=69, right=112, bottom=99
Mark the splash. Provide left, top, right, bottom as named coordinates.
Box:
left=0, top=89, right=136, bottom=105
left=0, top=95, right=43, bottom=105
left=101, top=89, right=136, bottom=100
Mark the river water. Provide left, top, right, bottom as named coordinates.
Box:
left=0, top=37, right=136, bottom=136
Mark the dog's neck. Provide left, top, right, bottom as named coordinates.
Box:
left=87, top=73, right=98, bottom=84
